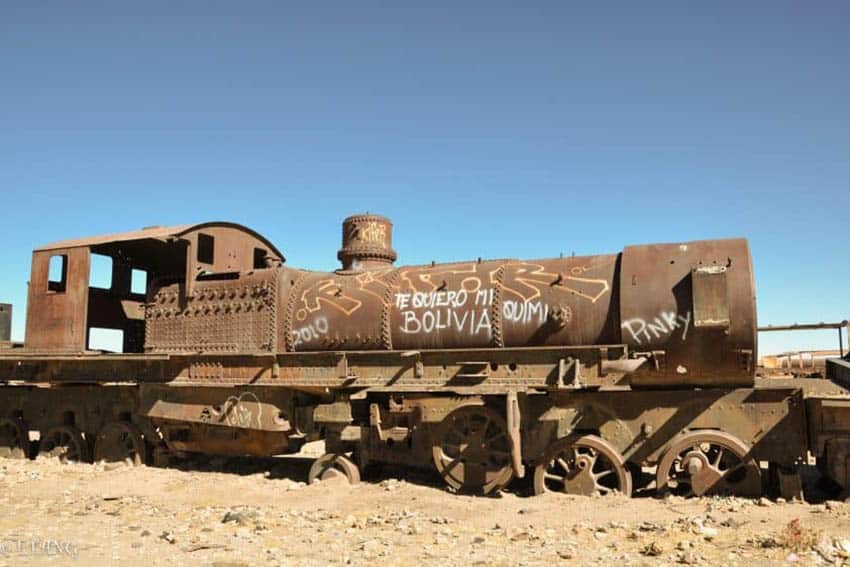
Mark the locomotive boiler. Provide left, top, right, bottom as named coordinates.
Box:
left=144, top=214, right=756, bottom=388
left=1, top=214, right=848, bottom=499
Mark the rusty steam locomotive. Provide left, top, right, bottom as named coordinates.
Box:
left=1, top=214, right=848, bottom=498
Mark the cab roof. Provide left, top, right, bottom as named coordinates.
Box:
left=35, top=221, right=285, bottom=261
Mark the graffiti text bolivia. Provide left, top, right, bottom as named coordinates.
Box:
left=395, top=289, right=550, bottom=336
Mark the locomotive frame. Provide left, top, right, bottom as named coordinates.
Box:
left=1, top=215, right=849, bottom=499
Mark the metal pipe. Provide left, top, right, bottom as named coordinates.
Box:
left=757, top=321, right=848, bottom=332
left=758, top=320, right=850, bottom=359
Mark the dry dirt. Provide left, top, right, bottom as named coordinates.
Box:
left=1, top=443, right=848, bottom=567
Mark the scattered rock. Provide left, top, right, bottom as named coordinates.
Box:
left=756, top=535, right=781, bottom=549
left=676, top=550, right=700, bottom=564
left=380, top=479, right=402, bottom=491
left=508, top=528, right=530, bottom=542
left=721, top=517, right=744, bottom=529
left=359, top=539, right=383, bottom=556
left=641, top=542, right=664, bottom=557
left=222, top=509, right=259, bottom=525
left=3, top=454, right=849, bottom=565
left=778, top=518, right=820, bottom=552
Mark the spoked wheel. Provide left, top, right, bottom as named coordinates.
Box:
left=432, top=405, right=513, bottom=495
left=656, top=430, right=762, bottom=498
left=533, top=434, right=632, bottom=497
left=0, top=417, right=30, bottom=459
left=39, top=425, right=90, bottom=464
left=93, top=422, right=146, bottom=466
left=308, top=453, right=361, bottom=485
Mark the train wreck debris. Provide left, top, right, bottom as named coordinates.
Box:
left=0, top=214, right=849, bottom=499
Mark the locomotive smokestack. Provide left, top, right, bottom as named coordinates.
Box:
left=337, top=214, right=397, bottom=271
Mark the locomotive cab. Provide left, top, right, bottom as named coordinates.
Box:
left=24, top=222, right=283, bottom=353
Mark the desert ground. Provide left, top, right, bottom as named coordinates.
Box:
left=0, top=442, right=848, bottom=567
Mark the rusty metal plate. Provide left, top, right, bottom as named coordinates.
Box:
left=620, top=238, right=756, bottom=386
left=692, top=266, right=730, bottom=328
left=0, top=303, right=10, bottom=342
left=145, top=271, right=278, bottom=354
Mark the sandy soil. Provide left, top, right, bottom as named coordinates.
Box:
left=0, top=445, right=848, bottom=567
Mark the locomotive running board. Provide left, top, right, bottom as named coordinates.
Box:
left=167, top=345, right=634, bottom=392
left=0, top=345, right=644, bottom=393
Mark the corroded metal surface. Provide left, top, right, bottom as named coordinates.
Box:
left=431, top=405, right=514, bottom=494
left=533, top=434, right=632, bottom=497
left=1, top=214, right=850, bottom=495
left=165, top=346, right=629, bottom=391
left=125, top=221, right=758, bottom=387
left=277, top=255, right=619, bottom=354
left=524, top=387, right=808, bottom=468
left=282, top=266, right=397, bottom=351
left=619, top=239, right=756, bottom=386
left=272, top=232, right=756, bottom=390
left=827, top=357, right=850, bottom=389
left=35, top=222, right=284, bottom=261
left=24, top=222, right=284, bottom=352
left=0, top=304, right=10, bottom=343
left=337, top=214, right=397, bottom=271
left=655, top=430, right=762, bottom=498
left=145, top=272, right=278, bottom=353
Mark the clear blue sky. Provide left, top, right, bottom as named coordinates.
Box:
left=1, top=1, right=848, bottom=355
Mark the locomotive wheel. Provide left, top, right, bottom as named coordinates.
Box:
left=308, top=453, right=361, bottom=485
left=533, top=434, right=632, bottom=497
left=93, top=422, right=146, bottom=466
left=38, top=425, right=90, bottom=464
left=656, top=430, right=761, bottom=498
left=432, top=405, right=514, bottom=495
left=0, top=417, right=30, bottom=459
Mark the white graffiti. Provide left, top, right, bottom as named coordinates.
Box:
left=396, top=287, right=550, bottom=336
left=358, top=221, right=386, bottom=243
left=395, top=290, right=469, bottom=310
left=291, top=316, right=329, bottom=347
left=503, top=299, right=550, bottom=325
left=621, top=311, right=692, bottom=346
left=220, top=391, right=262, bottom=429
left=475, top=289, right=495, bottom=306
left=401, top=308, right=492, bottom=335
